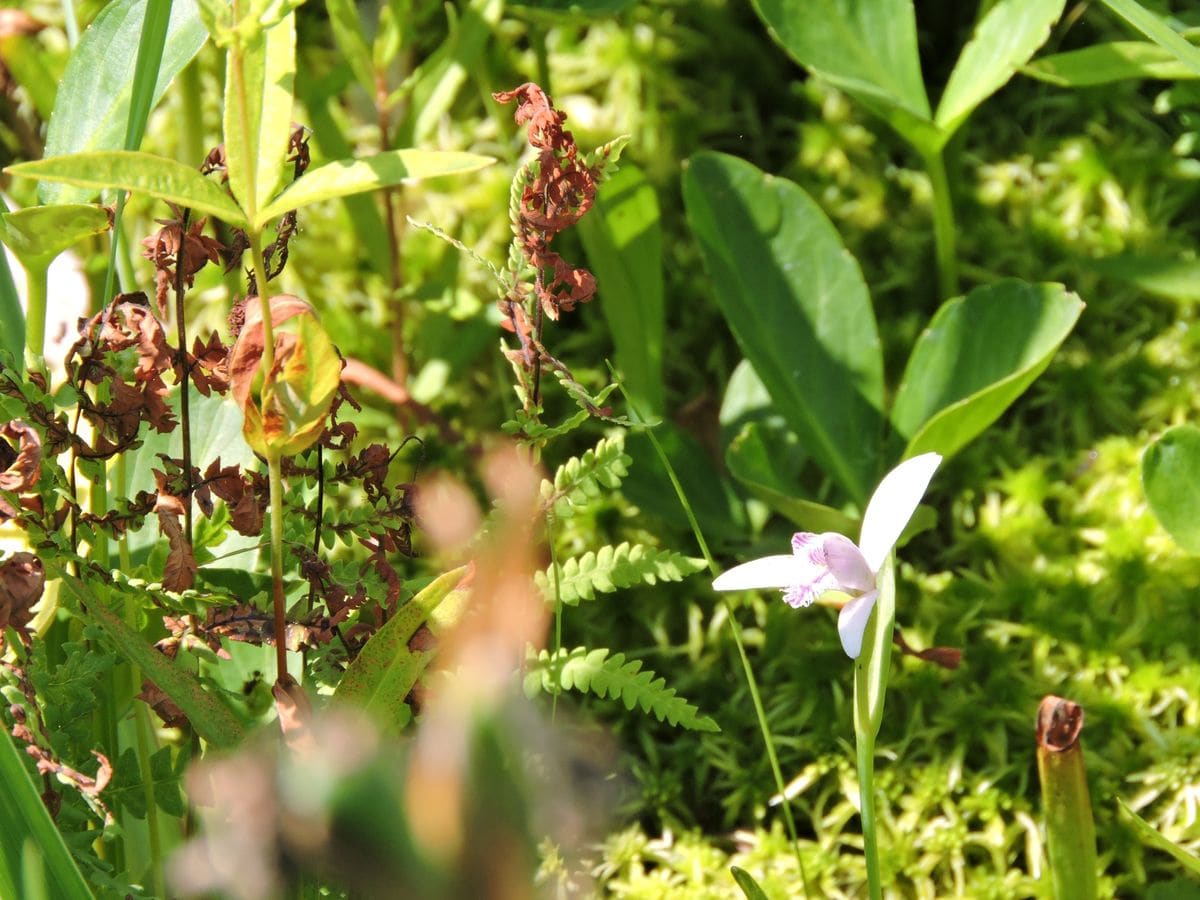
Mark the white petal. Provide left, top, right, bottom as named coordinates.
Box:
left=837, top=589, right=879, bottom=659
left=712, top=555, right=801, bottom=592
left=857, top=452, right=942, bottom=572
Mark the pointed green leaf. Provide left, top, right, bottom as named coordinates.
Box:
left=726, top=421, right=859, bottom=534
left=58, top=575, right=247, bottom=749
left=1117, top=797, right=1200, bottom=877
left=683, top=151, right=884, bottom=503
left=751, top=0, right=934, bottom=147
left=893, top=280, right=1083, bottom=461
left=1024, top=42, right=1199, bottom=86
left=0, top=204, right=110, bottom=268
left=223, top=10, right=294, bottom=222
left=40, top=0, right=208, bottom=204
left=6, top=152, right=246, bottom=226
left=336, top=566, right=470, bottom=729
left=1086, top=252, right=1200, bottom=302
left=577, top=164, right=664, bottom=416
left=1098, top=0, right=1200, bottom=77
left=731, top=867, right=770, bottom=900
left=0, top=727, right=93, bottom=900
left=256, top=149, right=495, bottom=226
left=1142, top=425, right=1200, bottom=553
left=935, top=0, right=1065, bottom=140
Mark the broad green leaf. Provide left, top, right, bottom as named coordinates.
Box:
left=1099, top=0, right=1200, bottom=77
left=892, top=280, right=1083, bottom=461
left=0, top=208, right=23, bottom=365
left=323, top=0, right=374, bottom=92
left=935, top=0, right=1065, bottom=140
left=1024, top=42, right=1199, bottom=86
left=223, top=9, right=295, bottom=222
left=1087, top=252, right=1200, bottom=301
left=58, top=575, right=247, bottom=749
left=0, top=727, right=93, bottom=900
left=726, top=421, right=859, bottom=535
left=1142, top=425, right=1200, bottom=553
left=6, top=152, right=247, bottom=226
left=336, top=566, right=470, bottom=729
left=1117, top=798, right=1200, bottom=877
left=0, top=205, right=110, bottom=268
left=255, top=149, right=496, bottom=226
left=683, top=151, right=884, bottom=503
left=730, top=867, right=770, bottom=900
left=40, top=0, right=208, bottom=204
left=393, top=0, right=503, bottom=147
left=751, top=0, right=934, bottom=148
left=577, top=164, right=665, bottom=417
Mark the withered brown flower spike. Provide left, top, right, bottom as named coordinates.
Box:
left=494, top=83, right=598, bottom=320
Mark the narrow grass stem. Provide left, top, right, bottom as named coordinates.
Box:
left=632, top=408, right=812, bottom=897
left=22, top=263, right=48, bottom=373
left=923, top=147, right=958, bottom=300
left=854, top=718, right=880, bottom=899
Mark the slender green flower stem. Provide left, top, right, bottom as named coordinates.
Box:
left=852, top=556, right=897, bottom=900
left=634, top=413, right=812, bottom=897
left=923, top=147, right=958, bottom=300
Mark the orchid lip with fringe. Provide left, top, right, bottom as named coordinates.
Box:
left=712, top=453, right=942, bottom=659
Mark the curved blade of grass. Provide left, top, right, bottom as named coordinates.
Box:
left=683, top=151, right=884, bottom=504
left=40, top=0, right=207, bottom=204
left=934, top=0, right=1065, bottom=141
left=58, top=575, right=247, bottom=749
left=730, top=866, right=770, bottom=900
left=0, top=725, right=94, bottom=900
left=892, top=280, right=1083, bottom=461
left=335, top=566, right=470, bottom=730
left=6, top=152, right=246, bottom=226
left=256, top=149, right=495, bottom=226
left=1098, top=0, right=1200, bottom=77
left=1117, top=798, right=1200, bottom=877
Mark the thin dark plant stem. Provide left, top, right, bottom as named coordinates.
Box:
left=302, top=444, right=325, bottom=673
left=174, top=208, right=194, bottom=546
left=615, top=376, right=812, bottom=897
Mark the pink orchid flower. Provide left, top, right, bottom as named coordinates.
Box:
left=713, top=453, right=942, bottom=659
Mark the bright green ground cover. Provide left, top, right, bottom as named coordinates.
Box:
left=2, top=1, right=1200, bottom=897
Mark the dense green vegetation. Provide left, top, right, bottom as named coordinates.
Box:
left=0, top=1, right=1199, bottom=897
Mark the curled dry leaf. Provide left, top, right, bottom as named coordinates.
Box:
left=0, top=551, right=44, bottom=643
left=228, top=295, right=341, bottom=458
left=155, top=491, right=197, bottom=592
left=141, top=208, right=225, bottom=315
left=0, top=420, right=41, bottom=493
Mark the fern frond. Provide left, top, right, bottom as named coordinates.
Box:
left=502, top=406, right=591, bottom=443
left=540, top=434, right=631, bottom=517
left=524, top=647, right=719, bottom=732
left=535, top=542, right=707, bottom=605
left=584, top=134, right=631, bottom=183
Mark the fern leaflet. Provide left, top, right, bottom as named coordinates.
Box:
left=535, top=542, right=706, bottom=605
left=540, top=434, right=631, bottom=517
left=524, top=646, right=720, bottom=732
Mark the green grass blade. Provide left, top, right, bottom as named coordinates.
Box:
left=1099, top=0, right=1200, bottom=77
left=0, top=725, right=94, bottom=900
